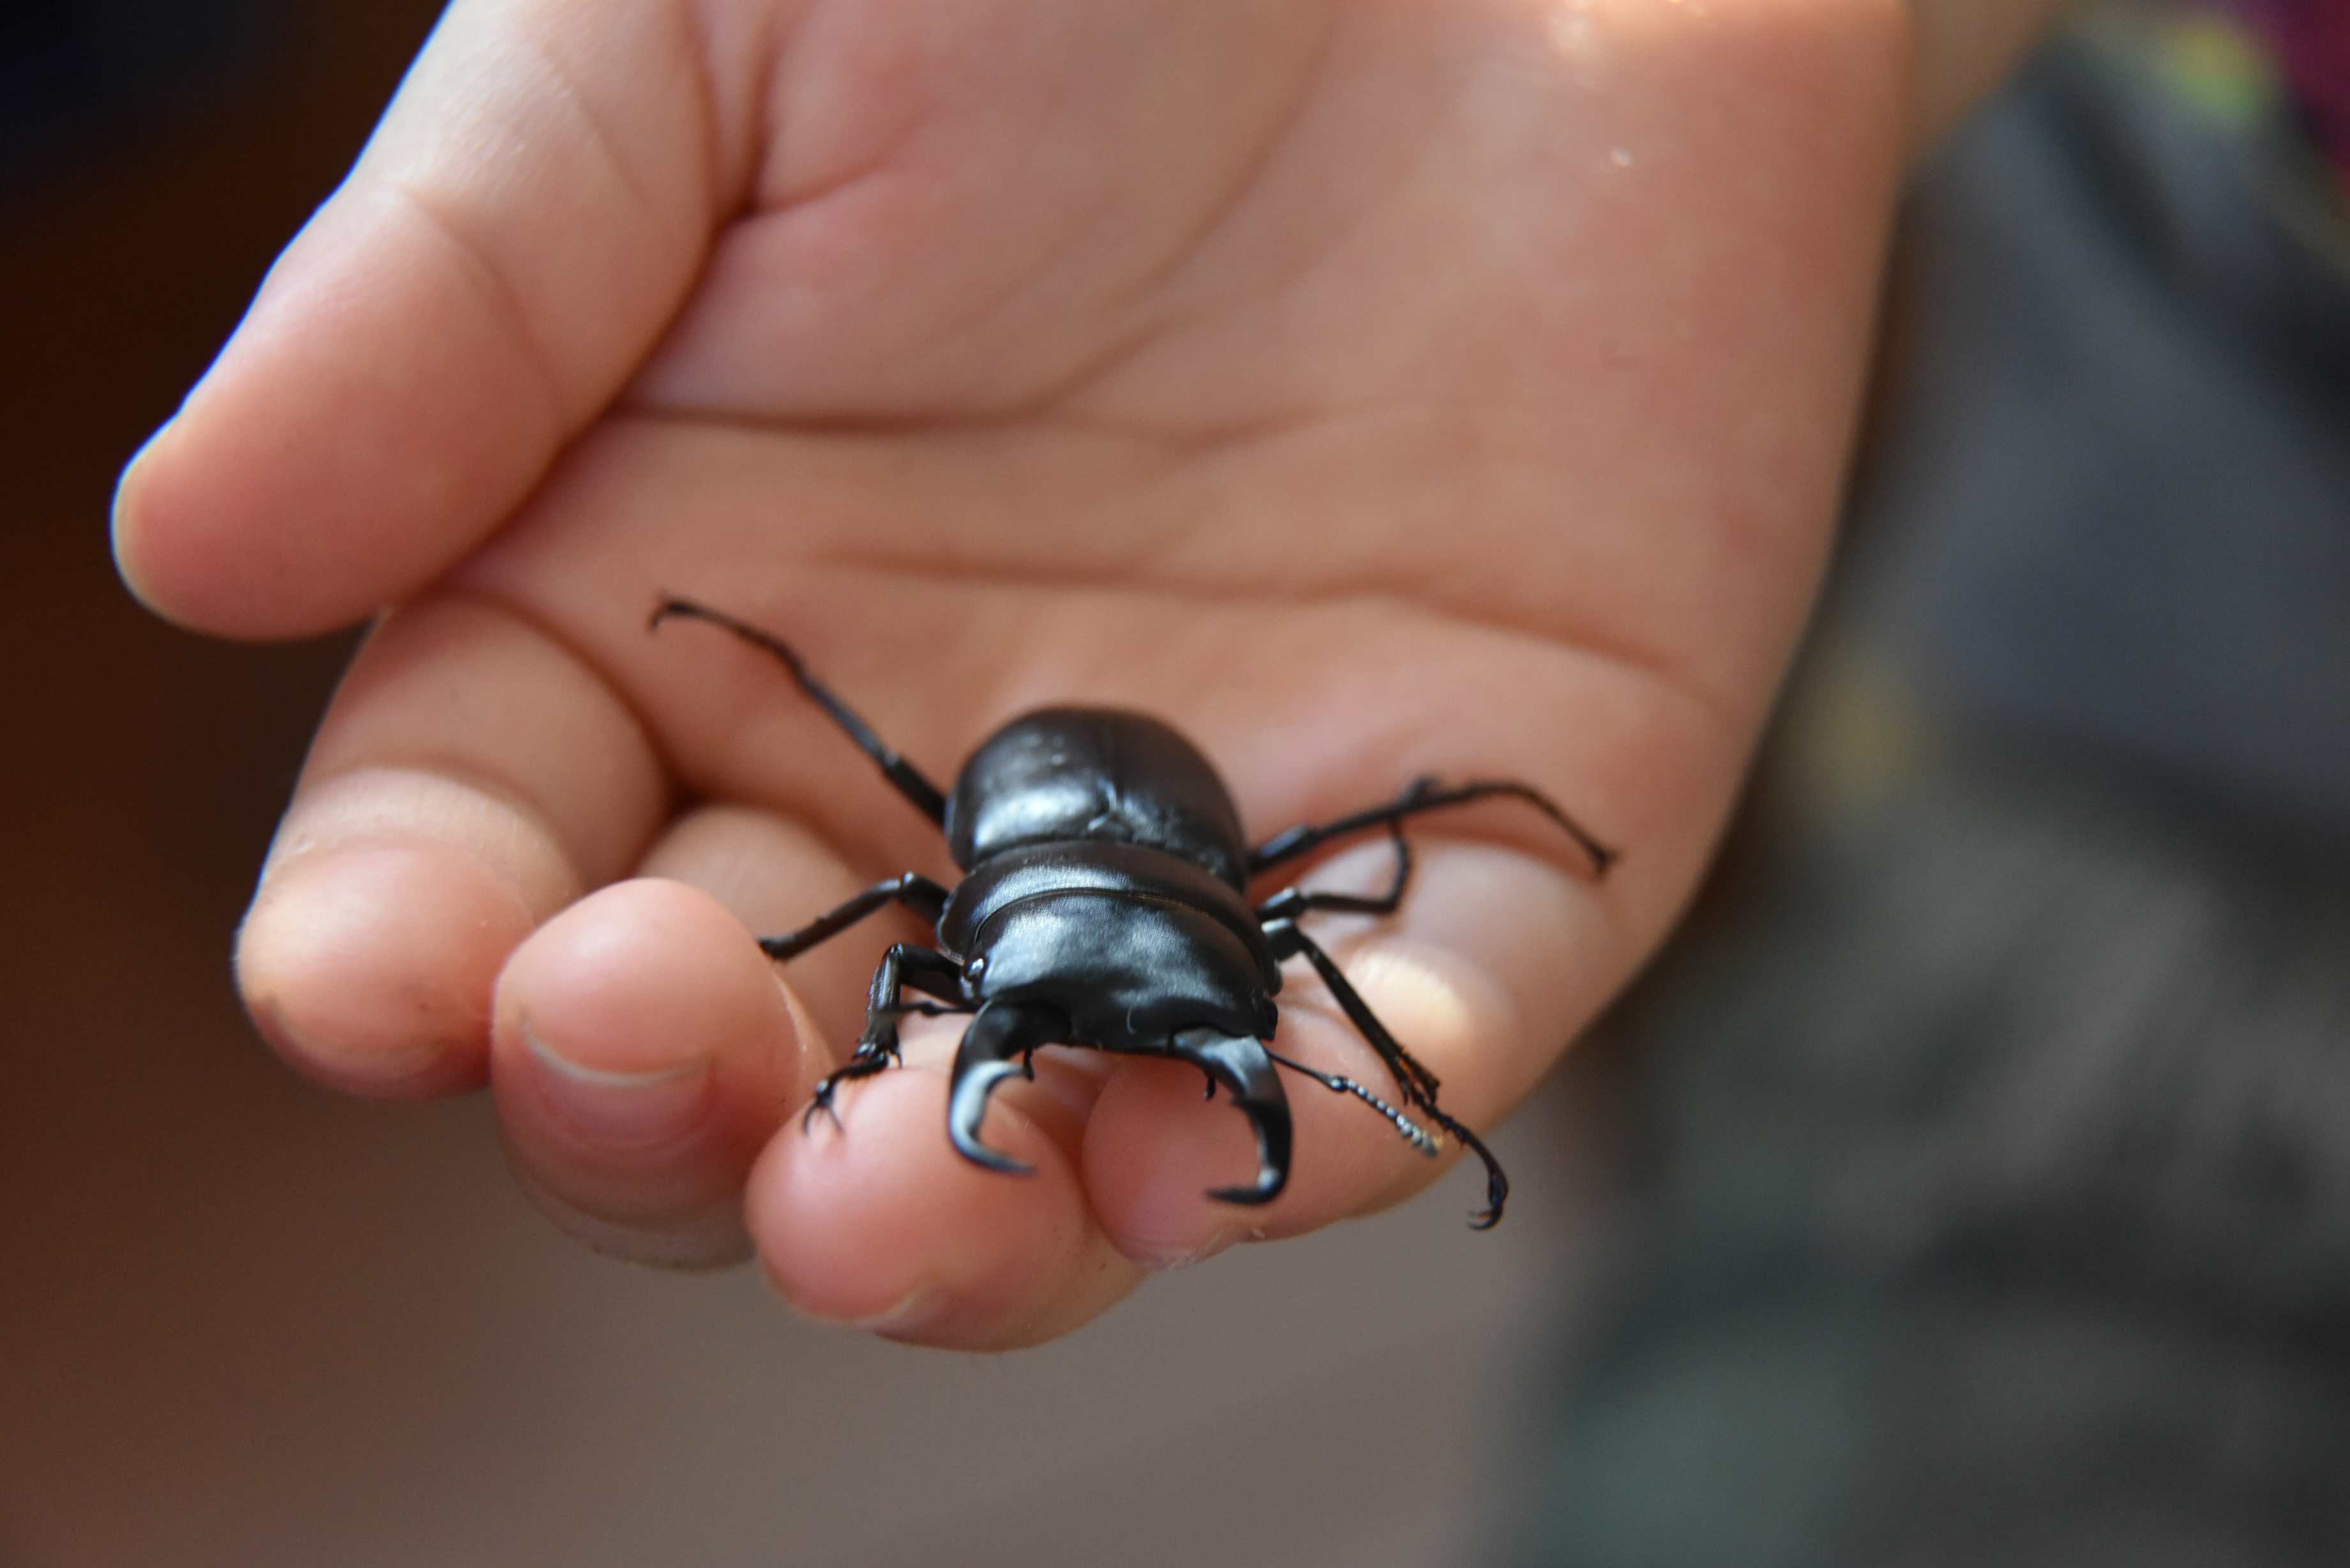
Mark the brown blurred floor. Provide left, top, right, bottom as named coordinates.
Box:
left=0, top=9, right=1602, bottom=1562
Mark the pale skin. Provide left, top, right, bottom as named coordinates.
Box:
left=113, top=0, right=2070, bottom=1349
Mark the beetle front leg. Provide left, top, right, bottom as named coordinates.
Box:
left=1264, top=918, right=1510, bottom=1228
left=805, top=944, right=967, bottom=1128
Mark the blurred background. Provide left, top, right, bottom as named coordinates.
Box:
left=0, top=3, right=1610, bottom=1563
left=1491, top=4, right=2350, bottom=1563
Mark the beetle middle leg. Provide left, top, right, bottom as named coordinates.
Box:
left=1249, top=775, right=1616, bottom=882
left=1253, top=820, right=1412, bottom=926
left=757, top=872, right=949, bottom=963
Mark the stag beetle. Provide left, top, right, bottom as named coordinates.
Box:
left=651, top=597, right=1614, bottom=1226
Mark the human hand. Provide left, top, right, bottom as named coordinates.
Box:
left=116, top=0, right=1920, bottom=1348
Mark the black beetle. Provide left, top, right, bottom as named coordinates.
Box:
left=651, top=597, right=1614, bottom=1226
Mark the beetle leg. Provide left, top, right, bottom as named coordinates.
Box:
left=805, top=944, right=966, bottom=1130
left=1254, top=820, right=1411, bottom=923
left=651, top=599, right=950, bottom=825
left=946, top=1000, right=1068, bottom=1175
left=1248, top=776, right=1615, bottom=882
left=1263, top=919, right=1509, bottom=1228
left=1167, top=1029, right=1294, bottom=1207
left=757, top=873, right=950, bottom=963
left=856, top=944, right=967, bottom=1055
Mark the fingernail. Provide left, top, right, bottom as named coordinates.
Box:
left=252, top=995, right=446, bottom=1095
left=523, top=1027, right=713, bottom=1149
left=112, top=420, right=166, bottom=516
left=508, top=1167, right=755, bottom=1270
left=110, top=425, right=171, bottom=597
left=851, top=1285, right=943, bottom=1335
left=774, top=1282, right=946, bottom=1336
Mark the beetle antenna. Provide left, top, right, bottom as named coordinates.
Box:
left=652, top=596, right=949, bottom=826
left=1264, top=1049, right=1441, bottom=1157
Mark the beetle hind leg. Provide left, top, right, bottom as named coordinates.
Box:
left=1169, top=1029, right=1294, bottom=1207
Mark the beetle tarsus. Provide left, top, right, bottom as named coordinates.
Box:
left=803, top=1041, right=900, bottom=1133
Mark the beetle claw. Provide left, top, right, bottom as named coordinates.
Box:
left=945, top=1001, right=1063, bottom=1177
left=948, top=1062, right=1036, bottom=1175
left=1172, top=1030, right=1292, bottom=1207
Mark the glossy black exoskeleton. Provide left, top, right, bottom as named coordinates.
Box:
left=651, top=598, right=1614, bottom=1226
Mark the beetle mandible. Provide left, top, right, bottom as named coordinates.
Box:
left=651, top=597, right=1615, bottom=1227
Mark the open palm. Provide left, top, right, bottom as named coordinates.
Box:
left=114, top=0, right=1906, bottom=1348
